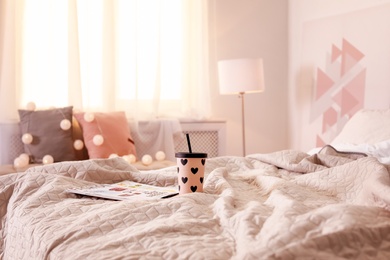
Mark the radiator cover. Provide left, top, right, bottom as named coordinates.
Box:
left=176, top=121, right=226, bottom=158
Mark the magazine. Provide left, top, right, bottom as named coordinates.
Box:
left=67, top=180, right=178, bottom=201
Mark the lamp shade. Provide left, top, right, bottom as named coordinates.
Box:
left=218, top=58, right=265, bottom=95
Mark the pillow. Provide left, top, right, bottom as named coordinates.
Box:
left=18, top=106, right=77, bottom=163
left=314, top=141, right=390, bottom=165
left=74, top=111, right=137, bottom=159
left=331, top=109, right=390, bottom=145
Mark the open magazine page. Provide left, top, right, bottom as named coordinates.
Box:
left=67, top=180, right=178, bottom=201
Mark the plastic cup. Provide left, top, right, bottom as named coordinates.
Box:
left=175, top=152, right=207, bottom=195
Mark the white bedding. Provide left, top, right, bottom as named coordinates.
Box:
left=1, top=146, right=390, bottom=259
left=309, top=140, right=390, bottom=164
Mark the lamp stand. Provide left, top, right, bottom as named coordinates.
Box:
left=239, top=92, right=246, bottom=156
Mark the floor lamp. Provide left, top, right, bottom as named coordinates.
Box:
left=218, top=58, right=265, bottom=156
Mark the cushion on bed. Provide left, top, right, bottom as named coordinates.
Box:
left=18, top=106, right=77, bottom=163
left=331, top=109, right=390, bottom=145
left=74, top=111, right=137, bottom=159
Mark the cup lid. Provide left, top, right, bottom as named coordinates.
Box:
left=175, top=152, right=207, bottom=158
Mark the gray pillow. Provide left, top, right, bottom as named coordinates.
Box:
left=18, top=106, right=77, bottom=163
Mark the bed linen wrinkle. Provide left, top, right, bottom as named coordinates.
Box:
left=1, top=147, right=390, bottom=259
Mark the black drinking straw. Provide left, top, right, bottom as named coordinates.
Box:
left=186, top=133, right=192, bottom=153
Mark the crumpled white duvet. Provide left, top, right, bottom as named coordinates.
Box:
left=1, top=146, right=390, bottom=259
left=309, top=139, right=390, bottom=165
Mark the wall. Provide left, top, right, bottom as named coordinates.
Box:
left=289, top=0, right=390, bottom=151
left=208, top=0, right=289, bottom=156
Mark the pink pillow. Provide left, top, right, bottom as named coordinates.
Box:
left=74, top=111, right=137, bottom=159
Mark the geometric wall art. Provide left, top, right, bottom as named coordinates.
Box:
left=299, top=3, right=390, bottom=151
left=310, top=38, right=366, bottom=147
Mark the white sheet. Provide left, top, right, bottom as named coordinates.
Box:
left=309, top=140, right=390, bottom=164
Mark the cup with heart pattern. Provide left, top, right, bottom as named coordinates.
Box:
left=175, top=152, right=207, bottom=195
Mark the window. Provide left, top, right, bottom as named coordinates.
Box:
left=16, top=0, right=210, bottom=119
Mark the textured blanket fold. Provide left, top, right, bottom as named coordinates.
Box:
left=1, top=148, right=390, bottom=259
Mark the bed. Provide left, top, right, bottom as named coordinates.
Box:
left=1, top=109, right=390, bottom=259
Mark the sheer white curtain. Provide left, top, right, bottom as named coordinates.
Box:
left=0, top=0, right=19, bottom=121
left=0, top=0, right=210, bottom=122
